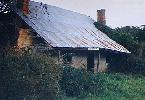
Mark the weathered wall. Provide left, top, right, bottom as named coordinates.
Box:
left=60, top=51, right=107, bottom=72
left=94, top=56, right=99, bottom=72
left=98, top=56, right=107, bottom=72
left=17, top=28, right=33, bottom=48
left=94, top=53, right=107, bottom=73
left=71, top=55, right=87, bottom=69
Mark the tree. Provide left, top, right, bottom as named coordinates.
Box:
left=0, top=0, right=15, bottom=14
left=0, top=50, right=62, bottom=99
left=135, top=26, right=145, bottom=57
left=0, top=0, right=17, bottom=46
left=94, top=22, right=114, bottom=34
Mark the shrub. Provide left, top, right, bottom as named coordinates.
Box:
left=59, top=66, right=105, bottom=97
left=0, top=50, right=62, bottom=100
left=59, top=66, right=85, bottom=96
left=107, top=53, right=129, bottom=73
left=84, top=73, right=106, bottom=96
left=108, top=53, right=145, bottom=75
left=58, top=72, right=145, bottom=99
left=127, top=56, right=145, bottom=75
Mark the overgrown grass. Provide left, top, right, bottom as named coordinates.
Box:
left=58, top=67, right=145, bottom=100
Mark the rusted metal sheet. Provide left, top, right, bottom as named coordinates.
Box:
left=17, top=1, right=130, bottom=53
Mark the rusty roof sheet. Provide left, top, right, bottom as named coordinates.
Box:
left=18, top=1, right=130, bottom=53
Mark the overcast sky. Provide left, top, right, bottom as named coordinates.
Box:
left=34, top=0, right=145, bottom=28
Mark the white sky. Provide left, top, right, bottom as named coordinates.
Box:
left=34, top=0, right=145, bottom=28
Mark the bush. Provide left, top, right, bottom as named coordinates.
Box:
left=58, top=72, right=145, bottom=99
left=59, top=66, right=85, bottom=96
left=108, top=53, right=145, bottom=75
left=59, top=66, right=105, bottom=97
left=107, top=53, right=129, bottom=73
left=0, top=51, right=62, bottom=100
left=127, top=56, right=145, bottom=75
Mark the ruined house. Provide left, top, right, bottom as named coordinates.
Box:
left=15, top=0, right=130, bottom=72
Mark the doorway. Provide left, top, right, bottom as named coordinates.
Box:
left=87, top=51, right=94, bottom=72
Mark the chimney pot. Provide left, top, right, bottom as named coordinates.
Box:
left=97, top=9, right=106, bottom=25
left=22, top=0, right=30, bottom=15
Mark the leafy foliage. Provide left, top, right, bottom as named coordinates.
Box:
left=94, top=22, right=145, bottom=74
left=0, top=16, right=16, bottom=47
left=94, top=22, right=114, bottom=34
left=0, top=50, right=62, bottom=100
left=0, top=0, right=17, bottom=48
left=59, top=66, right=105, bottom=97
left=58, top=67, right=145, bottom=100
left=0, top=0, right=15, bottom=14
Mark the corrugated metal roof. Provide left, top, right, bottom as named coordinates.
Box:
left=18, top=1, right=130, bottom=53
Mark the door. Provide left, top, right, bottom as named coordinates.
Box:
left=87, top=51, right=94, bottom=72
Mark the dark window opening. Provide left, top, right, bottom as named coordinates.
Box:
left=87, top=52, right=94, bottom=72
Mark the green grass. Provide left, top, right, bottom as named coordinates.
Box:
left=57, top=73, right=145, bottom=100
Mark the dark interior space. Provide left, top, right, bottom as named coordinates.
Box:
left=87, top=51, right=95, bottom=72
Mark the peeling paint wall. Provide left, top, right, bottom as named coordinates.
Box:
left=60, top=51, right=107, bottom=72
left=94, top=56, right=99, bottom=72
left=98, top=56, right=107, bottom=72
left=65, top=52, right=107, bottom=72
left=71, top=55, right=87, bottom=70
left=17, top=28, right=33, bottom=48
left=94, top=53, right=107, bottom=73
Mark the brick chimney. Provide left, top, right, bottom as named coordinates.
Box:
left=97, top=9, right=106, bottom=25
left=22, top=0, right=30, bottom=15
left=16, top=0, right=30, bottom=15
